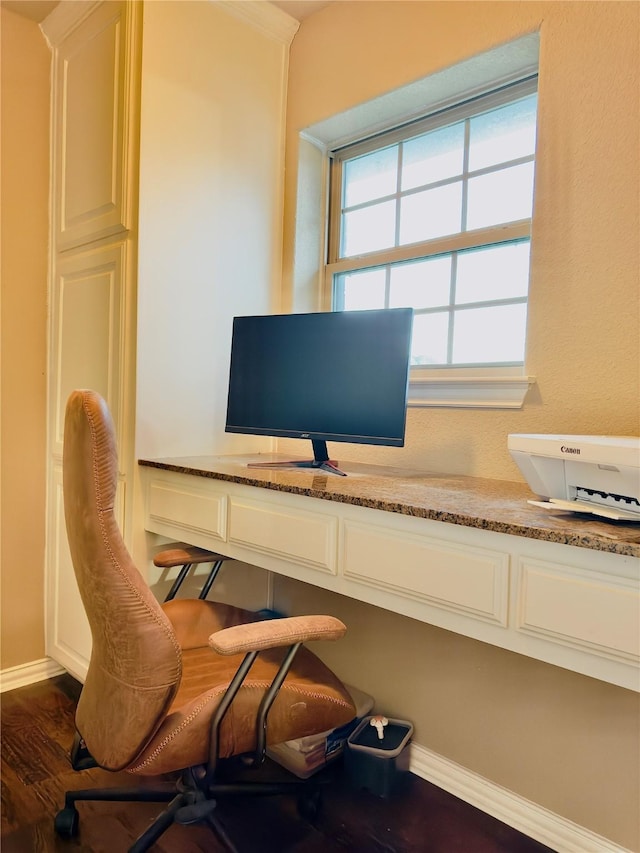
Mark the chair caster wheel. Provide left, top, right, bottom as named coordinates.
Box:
left=297, top=788, right=322, bottom=823
left=54, top=807, right=79, bottom=838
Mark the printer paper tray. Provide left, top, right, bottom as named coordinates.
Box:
left=528, top=498, right=640, bottom=522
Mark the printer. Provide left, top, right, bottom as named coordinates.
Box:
left=508, top=434, right=640, bottom=521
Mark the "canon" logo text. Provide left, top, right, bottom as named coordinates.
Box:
left=560, top=445, right=581, bottom=455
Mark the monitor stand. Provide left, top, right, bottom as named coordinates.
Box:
left=247, top=439, right=347, bottom=477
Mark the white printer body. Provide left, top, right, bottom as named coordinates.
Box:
left=508, top=434, right=640, bottom=520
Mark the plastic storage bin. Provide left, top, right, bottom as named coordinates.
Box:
left=345, top=716, right=413, bottom=797
left=267, top=684, right=374, bottom=778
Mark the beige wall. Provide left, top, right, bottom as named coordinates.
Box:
left=278, top=2, right=640, bottom=848
left=282, top=0, right=640, bottom=481
left=135, top=0, right=291, bottom=608
left=0, top=8, right=50, bottom=670
left=136, top=0, right=286, bottom=461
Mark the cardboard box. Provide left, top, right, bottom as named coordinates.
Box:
left=267, top=684, right=374, bottom=778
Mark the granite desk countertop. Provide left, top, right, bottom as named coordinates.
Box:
left=139, top=454, right=640, bottom=559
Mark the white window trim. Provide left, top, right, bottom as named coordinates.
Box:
left=290, top=32, right=540, bottom=409
left=409, top=367, right=535, bottom=408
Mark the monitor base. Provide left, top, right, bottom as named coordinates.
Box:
left=247, top=458, right=347, bottom=477
left=247, top=439, right=347, bottom=477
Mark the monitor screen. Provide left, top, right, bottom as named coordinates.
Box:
left=225, top=308, right=413, bottom=475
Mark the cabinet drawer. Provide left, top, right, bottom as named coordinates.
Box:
left=343, top=520, right=509, bottom=625
left=228, top=497, right=337, bottom=574
left=516, top=558, right=640, bottom=662
left=147, top=481, right=226, bottom=541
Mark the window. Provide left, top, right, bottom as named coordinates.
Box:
left=327, top=79, right=538, bottom=372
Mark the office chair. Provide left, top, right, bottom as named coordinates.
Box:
left=153, top=542, right=230, bottom=601
left=55, top=390, right=356, bottom=852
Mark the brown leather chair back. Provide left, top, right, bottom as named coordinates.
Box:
left=63, top=390, right=182, bottom=771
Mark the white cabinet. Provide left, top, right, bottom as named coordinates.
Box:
left=515, top=556, right=639, bottom=662
left=43, top=0, right=141, bottom=681
left=147, top=477, right=227, bottom=545
left=50, top=241, right=131, bottom=455
left=342, top=519, right=509, bottom=626
left=51, top=0, right=139, bottom=250
left=46, top=466, right=93, bottom=678
left=139, top=464, right=640, bottom=691
left=229, top=496, right=338, bottom=575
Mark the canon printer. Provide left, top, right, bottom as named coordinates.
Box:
left=508, top=434, right=640, bottom=521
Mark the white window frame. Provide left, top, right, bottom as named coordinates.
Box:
left=327, top=78, right=537, bottom=376
left=290, top=33, right=539, bottom=408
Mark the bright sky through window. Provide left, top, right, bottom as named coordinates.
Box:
left=329, top=82, right=538, bottom=369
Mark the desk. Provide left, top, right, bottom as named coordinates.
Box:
left=139, top=455, right=640, bottom=691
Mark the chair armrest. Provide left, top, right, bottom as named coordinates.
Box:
left=208, top=615, right=346, bottom=655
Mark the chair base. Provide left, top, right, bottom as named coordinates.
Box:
left=70, top=731, right=98, bottom=771
left=54, top=765, right=322, bottom=853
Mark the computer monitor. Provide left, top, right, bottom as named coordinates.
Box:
left=225, top=308, right=413, bottom=476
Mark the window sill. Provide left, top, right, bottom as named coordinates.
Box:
left=408, top=373, right=536, bottom=409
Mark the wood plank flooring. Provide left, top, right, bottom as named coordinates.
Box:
left=1, top=674, right=555, bottom=852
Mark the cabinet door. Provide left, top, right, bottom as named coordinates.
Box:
left=45, top=1, right=140, bottom=681
left=46, top=466, right=92, bottom=681
left=51, top=0, right=136, bottom=250
left=46, top=241, right=133, bottom=678
left=50, top=242, right=127, bottom=457
left=47, top=463, right=127, bottom=682
left=515, top=557, right=640, bottom=664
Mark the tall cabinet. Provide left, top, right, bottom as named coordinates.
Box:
left=43, top=0, right=142, bottom=680
left=41, top=0, right=296, bottom=682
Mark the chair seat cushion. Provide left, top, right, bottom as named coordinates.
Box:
left=153, top=543, right=227, bottom=568
left=126, top=601, right=356, bottom=776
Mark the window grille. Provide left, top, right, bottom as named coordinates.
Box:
left=327, top=77, right=538, bottom=369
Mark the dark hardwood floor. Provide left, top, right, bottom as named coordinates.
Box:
left=1, top=675, right=555, bottom=852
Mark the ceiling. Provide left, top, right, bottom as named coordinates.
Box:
left=271, top=1, right=330, bottom=20
left=1, top=0, right=332, bottom=24
left=1, top=0, right=59, bottom=21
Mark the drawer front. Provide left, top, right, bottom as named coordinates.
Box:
left=516, top=558, right=640, bottom=662
left=147, top=481, right=226, bottom=541
left=343, top=520, right=509, bottom=625
left=228, top=497, right=337, bottom=574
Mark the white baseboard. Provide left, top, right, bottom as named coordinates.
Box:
left=0, top=657, right=66, bottom=693
left=410, top=742, right=632, bottom=853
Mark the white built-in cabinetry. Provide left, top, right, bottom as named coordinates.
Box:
left=43, top=0, right=141, bottom=680
left=140, top=464, right=640, bottom=692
